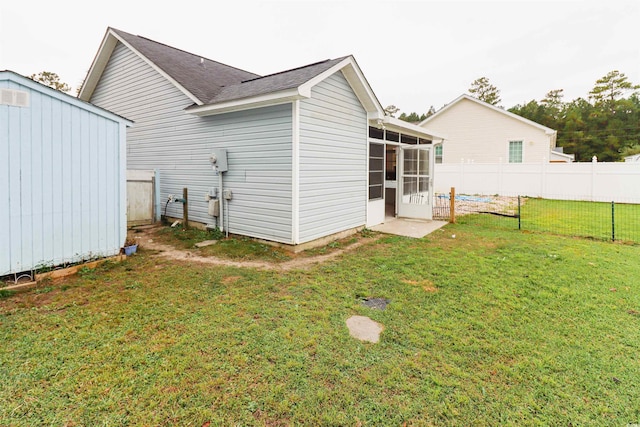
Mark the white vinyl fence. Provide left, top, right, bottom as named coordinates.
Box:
left=127, top=170, right=158, bottom=226
left=434, top=161, right=640, bottom=203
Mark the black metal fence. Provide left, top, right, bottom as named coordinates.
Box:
left=434, top=192, right=640, bottom=244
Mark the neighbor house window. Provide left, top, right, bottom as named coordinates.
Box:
left=369, top=142, right=384, bottom=200
left=509, top=140, right=523, bottom=163
left=435, top=145, right=443, bottom=164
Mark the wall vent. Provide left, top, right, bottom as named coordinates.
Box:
left=0, top=88, right=30, bottom=107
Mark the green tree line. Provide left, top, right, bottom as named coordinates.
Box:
left=509, top=71, right=640, bottom=162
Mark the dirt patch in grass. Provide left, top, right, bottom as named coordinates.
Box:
left=402, top=279, right=438, bottom=292
left=128, top=225, right=383, bottom=271
left=222, top=276, right=242, bottom=284
left=0, top=277, right=93, bottom=312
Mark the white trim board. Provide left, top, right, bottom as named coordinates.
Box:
left=291, top=100, right=301, bottom=244
left=79, top=28, right=202, bottom=105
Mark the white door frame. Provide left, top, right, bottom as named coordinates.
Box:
left=397, top=145, right=434, bottom=220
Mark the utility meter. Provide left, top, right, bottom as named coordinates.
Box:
left=209, top=149, right=228, bottom=173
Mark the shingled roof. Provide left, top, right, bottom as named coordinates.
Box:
left=81, top=28, right=385, bottom=117
left=205, top=57, right=350, bottom=105
left=110, top=28, right=260, bottom=104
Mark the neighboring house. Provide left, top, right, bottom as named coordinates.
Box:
left=419, top=94, right=574, bottom=164
left=79, top=28, right=444, bottom=248
left=1, top=70, right=132, bottom=277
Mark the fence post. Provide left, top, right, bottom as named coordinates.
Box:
left=611, top=201, right=615, bottom=242
left=591, top=156, right=597, bottom=201
left=541, top=157, right=547, bottom=198
left=450, top=187, right=456, bottom=224
left=183, top=187, right=189, bottom=230
left=518, top=195, right=521, bottom=230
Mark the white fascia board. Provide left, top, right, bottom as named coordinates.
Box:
left=299, top=56, right=384, bottom=115
left=298, top=57, right=350, bottom=96
left=78, top=28, right=118, bottom=101
left=186, top=89, right=303, bottom=116
left=369, top=111, right=385, bottom=121
left=79, top=29, right=202, bottom=105
left=382, top=116, right=447, bottom=141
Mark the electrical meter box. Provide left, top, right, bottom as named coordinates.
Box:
left=209, top=149, right=228, bottom=173
left=208, top=199, right=220, bottom=217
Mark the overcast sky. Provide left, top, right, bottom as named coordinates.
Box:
left=1, top=0, right=638, bottom=113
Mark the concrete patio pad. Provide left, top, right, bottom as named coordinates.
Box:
left=370, top=218, right=448, bottom=238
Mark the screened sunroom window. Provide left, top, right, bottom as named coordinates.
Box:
left=369, top=142, right=385, bottom=200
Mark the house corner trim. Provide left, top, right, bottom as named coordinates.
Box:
left=292, top=100, right=301, bottom=244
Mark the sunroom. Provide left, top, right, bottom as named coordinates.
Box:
left=367, top=116, right=444, bottom=227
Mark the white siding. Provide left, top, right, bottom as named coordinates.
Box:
left=298, top=72, right=367, bottom=243
left=91, top=42, right=293, bottom=243
left=1, top=73, right=127, bottom=276
left=424, top=98, right=552, bottom=164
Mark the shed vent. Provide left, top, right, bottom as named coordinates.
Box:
left=0, top=89, right=30, bottom=107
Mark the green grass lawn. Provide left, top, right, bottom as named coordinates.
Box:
left=1, top=224, right=639, bottom=425
left=456, top=197, right=640, bottom=244
left=521, top=198, right=640, bottom=243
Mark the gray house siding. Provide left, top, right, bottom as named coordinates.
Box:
left=298, top=72, right=367, bottom=242
left=91, top=42, right=293, bottom=243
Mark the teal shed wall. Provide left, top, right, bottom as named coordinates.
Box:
left=0, top=71, right=130, bottom=276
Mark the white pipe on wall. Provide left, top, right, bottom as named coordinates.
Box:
left=218, top=172, right=224, bottom=232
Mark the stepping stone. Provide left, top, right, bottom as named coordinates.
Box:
left=195, top=240, right=218, bottom=248
left=346, top=315, right=384, bottom=343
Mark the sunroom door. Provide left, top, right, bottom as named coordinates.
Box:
left=397, top=145, right=433, bottom=220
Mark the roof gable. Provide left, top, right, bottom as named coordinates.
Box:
left=206, top=57, right=348, bottom=105
left=420, top=94, right=556, bottom=135
left=79, top=28, right=259, bottom=104
left=188, top=55, right=384, bottom=116
left=80, top=28, right=384, bottom=118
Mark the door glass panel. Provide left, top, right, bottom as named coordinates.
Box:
left=419, top=176, right=429, bottom=193
left=403, top=177, right=417, bottom=196
left=404, top=149, right=417, bottom=174
left=401, top=148, right=431, bottom=205
left=419, top=150, right=430, bottom=175
left=398, top=146, right=433, bottom=217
